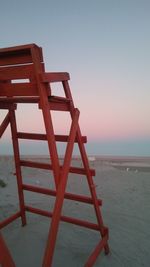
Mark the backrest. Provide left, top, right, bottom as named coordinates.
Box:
left=0, top=44, right=44, bottom=97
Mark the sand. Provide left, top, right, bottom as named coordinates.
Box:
left=0, top=156, right=150, bottom=267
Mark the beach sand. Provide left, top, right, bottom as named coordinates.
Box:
left=0, top=156, right=150, bottom=267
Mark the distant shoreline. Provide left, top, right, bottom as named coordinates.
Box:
left=1, top=154, right=150, bottom=162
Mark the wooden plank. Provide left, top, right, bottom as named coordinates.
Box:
left=0, top=43, right=43, bottom=66
left=50, top=102, right=69, bottom=111
left=0, top=64, right=35, bottom=81
left=25, top=206, right=100, bottom=231
left=20, top=160, right=95, bottom=176
left=0, top=52, right=32, bottom=66
left=39, top=100, right=70, bottom=111
left=17, top=132, right=87, bottom=143
left=0, top=43, right=39, bottom=53
left=48, top=95, right=71, bottom=102
left=0, top=83, right=38, bottom=96
left=23, top=184, right=101, bottom=205
left=0, top=102, right=17, bottom=109
left=45, top=95, right=71, bottom=111
left=41, top=72, right=70, bottom=83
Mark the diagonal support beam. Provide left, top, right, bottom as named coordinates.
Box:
left=42, top=108, right=80, bottom=267
left=0, top=112, right=10, bottom=138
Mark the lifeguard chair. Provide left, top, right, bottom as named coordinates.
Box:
left=0, top=44, right=109, bottom=266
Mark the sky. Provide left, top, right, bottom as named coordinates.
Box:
left=0, top=0, right=150, bottom=156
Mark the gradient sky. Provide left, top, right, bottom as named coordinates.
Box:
left=0, top=0, right=150, bottom=156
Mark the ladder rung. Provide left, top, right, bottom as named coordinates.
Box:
left=22, top=184, right=102, bottom=205
left=25, top=205, right=100, bottom=231
left=17, top=132, right=87, bottom=143
left=20, top=160, right=95, bottom=176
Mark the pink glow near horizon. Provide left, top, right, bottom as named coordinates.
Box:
left=1, top=102, right=149, bottom=143
left=0, top=1, right=150, bottom=156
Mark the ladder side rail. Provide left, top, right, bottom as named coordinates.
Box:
left=62, top=80, right=105, bottom=225
left=62, top=80, right=109, bottom=253
left=76, top=128, right=110, bottom=256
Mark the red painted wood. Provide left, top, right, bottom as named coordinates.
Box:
left=0, top=83, right=38, bottom=97
left=17, top=132, right=87, bottom=143
left=0, top=43, right=43, bottom=66
left=0, top=212, right=21, bottom=229
left=22, top=184, right=101, bottom=205
left=25, top=206, right=100, bottom=231
left=84, top=234, right=109, bottom=267
left=0, top=112, right=10, bottom=138
left=20, top=159, right=95, bottom=176
left=0, top=43, right=109, bottom=267
left=0, top=96, right=39, bottom=103
left=0, top=64, right=36, bottom=80
left=31, top=45, right=60, bottom=187
left=0, top=232, right=16, bottom=267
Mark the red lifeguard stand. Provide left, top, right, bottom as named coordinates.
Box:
left=0, top=44, right=109, bottom=266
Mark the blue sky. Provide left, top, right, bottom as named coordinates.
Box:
left=0, top=0, right=150, bottom=156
